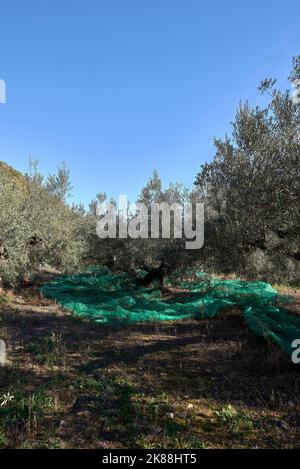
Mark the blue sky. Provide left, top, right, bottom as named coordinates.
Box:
left=0, top=0, right=299, bottom=205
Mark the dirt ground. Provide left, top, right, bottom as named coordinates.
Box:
left=0, top=286, right=300, bottom=449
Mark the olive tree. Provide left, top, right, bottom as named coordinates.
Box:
left=0, top=161, right=87, bottom=287
left=195, top=57, right=300, bottom=283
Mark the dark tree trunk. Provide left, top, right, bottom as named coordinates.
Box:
left=136, top=265, right=166, bottom=290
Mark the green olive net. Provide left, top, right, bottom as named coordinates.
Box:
left=41, top=268, right=299, bottom=356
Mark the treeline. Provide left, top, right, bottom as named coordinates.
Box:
left=0, top=160, right=87, bottom=286
left=89, top=57, right=300, bottom=285
left=0, top=57, right=299, bottom=287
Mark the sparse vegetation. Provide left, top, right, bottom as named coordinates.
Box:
left=0, top=290, right=299, bottom=449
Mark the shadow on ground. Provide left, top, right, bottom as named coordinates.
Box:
left=1, top=303, right=300, bottom=448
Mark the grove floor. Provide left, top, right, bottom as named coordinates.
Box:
left=0, top=288, right=299, bottom=449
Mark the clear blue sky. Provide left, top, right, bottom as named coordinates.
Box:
left=0, top=0, right=299, bottom=205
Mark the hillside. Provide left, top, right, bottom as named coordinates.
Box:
left=0, top=161, right=29, bottom=188
left=0, top=160, right=86, bottom=287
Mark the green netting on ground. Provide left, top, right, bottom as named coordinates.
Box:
left=41, top=268, right=299, bottom=356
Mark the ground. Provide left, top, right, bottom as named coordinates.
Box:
left=0, top=283, right=300, bottom=449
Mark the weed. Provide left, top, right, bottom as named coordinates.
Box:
left=0, top=428, right=7, bottom=447
left=215, top=404, right=254, bottom=436
left=0, top=296, right=9, bottom=304
left=215, top=404, right=237, bottom=422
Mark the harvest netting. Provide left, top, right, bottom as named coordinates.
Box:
left=41, top=268, right=299, bottom=356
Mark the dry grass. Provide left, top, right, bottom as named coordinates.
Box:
left=0, top=287, right=299, bottom=449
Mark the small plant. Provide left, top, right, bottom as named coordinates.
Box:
left=215, top=404, right=237, bottom=423
left=0, top=295, right=9, bottom=304
left=43, top=332, right=66, bottom=368
left=215, top=404, right=254, bottom=436
left=0, top=428, right=7, bottom=447
left=0, top=392, right=15, bottom=407
left=47, top=331, right=63, bottom=353
left=44, top=437, right=61, bottom=449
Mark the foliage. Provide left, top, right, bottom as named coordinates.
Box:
left=1, top=58, right=299, bottom=286
left=87, top=170, right=202, bottom=283
left=195, top=57, right=300, bottom=283
left=45, top=162, right=73, bottom=202
left=0, top=160, right=87, bottom=286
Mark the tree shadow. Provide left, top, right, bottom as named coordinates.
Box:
left=1, top=304, right=299, bottom=423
